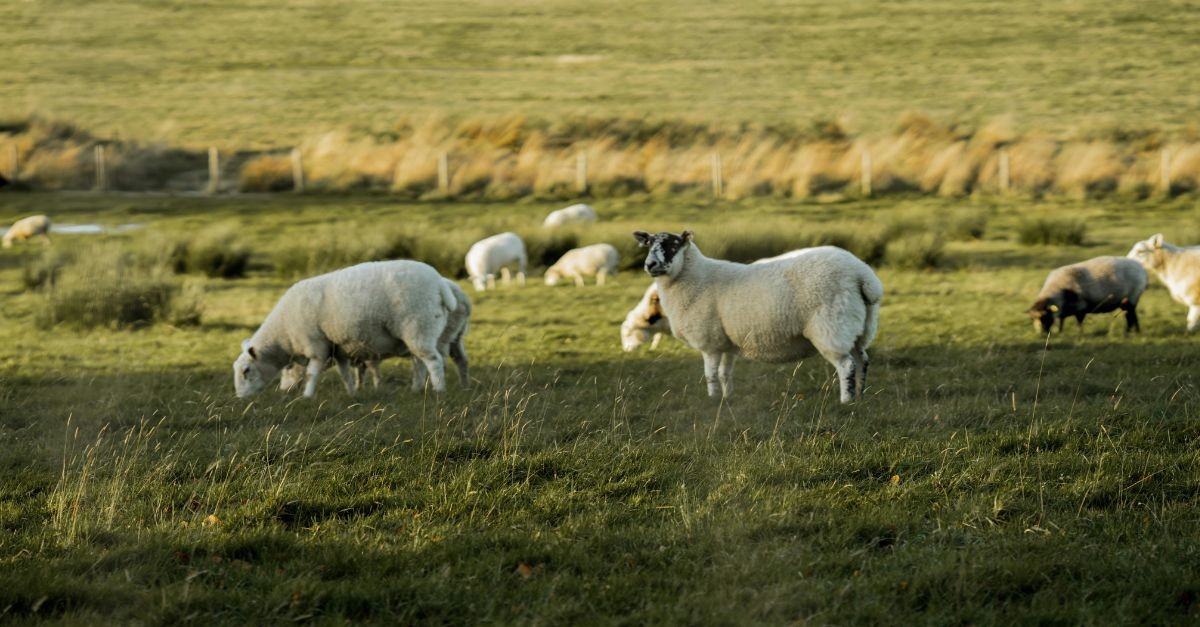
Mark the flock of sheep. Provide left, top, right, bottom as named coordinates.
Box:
left=6, top=206, right=1200, bottom=404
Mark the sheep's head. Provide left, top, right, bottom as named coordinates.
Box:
left=633, top=230, right=693, bottom=278
left=1027, top=299, right=1059, bottom=334
left=233, top=340, right=278, bottom=398
left=544, top=268, right=562, bottom=286
left=1127, top=233, right=1166, bottom=270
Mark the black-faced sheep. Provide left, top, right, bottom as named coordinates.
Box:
left=1028, top=256, right=1147, bottom=334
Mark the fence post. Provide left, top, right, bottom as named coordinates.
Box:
left=207, top=147, right=220, bottom=195
left=7, top=145, right=17, bottom=181
left=437, top=151, right=449, bottom=193
left=1161, top=148, right=1172, bottom=196
left=291, top=148, right=305, bottom=192
left=860, top=148, right=872, bottom=197
left=575, top=152, right=588, bottom=193
left=998, top=148, right=1010, bottom=193
left=94, top=145, right=107, bottom=192
left=710, top=153, right=723, bottom=198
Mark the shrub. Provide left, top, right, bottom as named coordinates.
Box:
left=946, top=209, right=988, bottom=241
left=185, top=228, right=252, bottom=278
left=520, top=229, right=579, bottom=268
left=239, top=155, right=294, bottom=192
left=887, top=233, right=948, bottom=270
left=1016, top=218, right=1088, bottom=246
left=20, top=249, right=72, bottom=291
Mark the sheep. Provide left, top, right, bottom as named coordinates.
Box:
left=1127, top=233, right=1200, bottom=331
left=633, top=231, right=882, bottom=403
left=620, top=283, right=670, bottom=351
left=3, top=215, right=51, bottom=248
left=276, top=278, right=472, bottom=392
left=233, top=260, right=458, bottom=399
left=545, top=243, right=619, bottom=287
left=543, top=203, right=597, bottom=228
left=752, top=249, right=809, bottom=264
left=1027, top=256, right=1147, bottom=335
left=465, top=232, right=527, bottom=291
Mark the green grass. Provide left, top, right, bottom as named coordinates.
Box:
left=1, top=193, right=1200, bottom=623
left=5, top=1, right=1200, bottom=148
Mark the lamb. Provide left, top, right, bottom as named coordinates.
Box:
left=233, top=260, right=458, bottom=399
left=1127, top=233, right=1200, bottom=331
left=277, top=278, right=472, bottom=392
left=545, top=243, right=619, bottom=287
left=633, top=231, right=882, bottom=403
left=1027, top=256, right=1147, bottom=334
left=465, top=232, right=527, bottom=291
left=3, top=214, right=51, bottom=248
left=620, top=283, right=670, bottom=351
left=543, top=203, right=597, bottom=228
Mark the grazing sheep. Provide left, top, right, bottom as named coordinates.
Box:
left=634, top=231, right=882, bottom=403
left=752, top=249, right=809, bottom=264
left=1027, top=256, right=1147, bottom=334
left=620, top=283, right=670, bottom=351
left=465, top=232, right=527, bottom=291
left=545, top=243, right=619, bottom=287
left=1128, top=233, right=1200, bottom=331
left=543, top=203, right=597, bottom=228
left=276, top=278, right=472, bottom=392
left=3, top=215, right=51, bottom=248
left=233, top=260, right=457, bottom=399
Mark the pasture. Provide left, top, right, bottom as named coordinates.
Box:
left=0, top=192, right=1198, bottom=623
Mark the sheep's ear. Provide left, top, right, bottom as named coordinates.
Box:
left=247, top=346, right=257, bottom=360
left=1150, top=233, right=1164, bottom=248
left=633, top=231, right=653, bottom=247
left=681, top=230, right=694, bottom=243
left=1048, top=304, right=1059, bottom=312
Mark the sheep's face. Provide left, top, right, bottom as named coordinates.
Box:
left=544, top=269, right=562, bottom=286
left=1027, top=300, right=1058, bottom=334
left=633, top=230, right=693, bottom=278
left=233, top=343, right=277, bottom=398
left=1127, top=234, right=1165, bottom=270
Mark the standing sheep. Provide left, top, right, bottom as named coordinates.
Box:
left=1027, top=256, right=1147, bottom=334
left=1127, top=233, right=1200, bottom=331
left=465, top=232, right=527, bottom=291
left=3, top=215, right=51, bottom=248
left=545, top=243, right=619, bottom=287
left=543, top=203, right=597, bottom=228
left=633, top=231, right=882, bottom=403
left=620, top=283, right=670, bottom=351
left=233, top=260, right=457, bottom=398
left=277, top=278, right=472, bottom=392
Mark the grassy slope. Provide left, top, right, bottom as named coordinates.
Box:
left=6, top=1, right=1200, bottom=148
left=0, top=193, right=1198, bottom=623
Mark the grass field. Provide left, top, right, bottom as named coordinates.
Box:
left=7, top=1, right=1200, bottom=148
left=1, top=192, right=1199, bottom=623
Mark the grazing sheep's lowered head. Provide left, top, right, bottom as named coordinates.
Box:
left=543, top=268, right=564, bottom=286
left=1027, top=299, right=1062, bottom=334
left=633, top=230, right=693, bottom=278
left=233, top=340, right=280, bottom=398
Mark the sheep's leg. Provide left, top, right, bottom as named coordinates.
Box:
left=1076, top=314, right=1086, bottom=333
left=702, top=352, right=722, bottom=397
left=410, top=357, right=428, bottom=392
left=449, top=337, right=470, bottom=388
left=596, top=269, right=608, bottom=286
left=410, top=344, right=446, bottom=392
left=302, top=358, right=327, bottom=398
left=486, top=274, right=496, bottom=290
left=517, top=271, right=526, bottom=287
left=500, top=267, right=512, bottom=286
left=817, top=348, right=857, bottom=404
left=1056, top=316, right=1064, bottom=333
left=718, top=352, right=736, bottom=397
left=366, top=361, right=382, bottom=388
left=574, top=273, right=585, bottom=288
left=1125, top=306, right=1140, bottom=333
left=1188, top=306, right=1200, bottom=332
left=856, top=348, right=869, bottom=397
left=334, top=357, right=358, bottom=395
left=650, top=332, right=663, bottom=350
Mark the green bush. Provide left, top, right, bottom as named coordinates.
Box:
left=20, top=249, right=72, bottom=291
left=886, top=233, right=948, bottom=270
left=1016, top=218, right=1087, bottom=246
left=946, top=209, right=988, bottom=241
left=520, top=229, right=579, bottom=268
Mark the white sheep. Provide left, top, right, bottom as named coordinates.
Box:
left=2, top=215, right=51, bottom=248
left=545, top=243, right=619, bottom=287
left=1128, top=233, right=1200, bottom=331
left=633, top=231, right=883, bottom=403
left=1027, top=256, right=1147, bottom=334
left=543, top=203, right=597, bottom=228
left=465, top=232, right=527, bottom=291
left=620, top=283, right=670, bottom=351
left=233, top=260, right=458, bottom=398
left=277, top=278, right=472, bottom=392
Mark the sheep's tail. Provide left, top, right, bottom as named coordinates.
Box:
left=856, top=270, right=884, bottom=351
left=439, top=280, right=458, bottom=313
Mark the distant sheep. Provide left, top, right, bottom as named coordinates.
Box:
left=620, top=283, right=670, bottom=351
left=1028, top=256, right=1147, bottom=334
left=466, top=232, right=527, bottom=291
left=3, top=215, right=51, bottom=248
left=634, top=232, right=882, bottom=403
left=233, top=260, right=457, bottom=398
left=1128, top=233, right=1200, bottom=331
left=545, top=243, right=619, bottom=287
left=543, top=203, right=597, bottom=228
left=277, top=278, right=472, bottom=392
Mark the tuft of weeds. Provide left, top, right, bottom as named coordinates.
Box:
left=20, top=249, right=72, bottom=291
left=886, top=233, right=948, bottom=270
left=1016, top=217, right=1088, bottom=246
